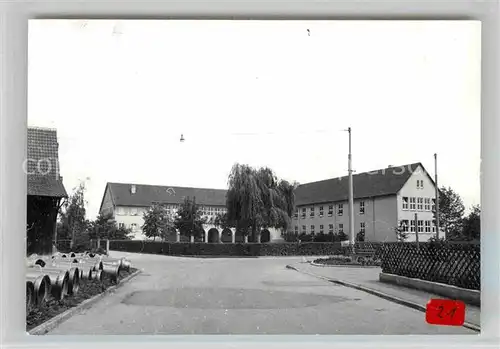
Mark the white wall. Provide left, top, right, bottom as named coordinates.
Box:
left=397, top=164, right=439, bottom=242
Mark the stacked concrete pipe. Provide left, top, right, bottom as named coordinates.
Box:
left=25, top=272, right=51, bottom=307
left=27, top=265, right=69, bottom=301
left=43, top=260, right=81, bottom=296
left=26, top=281, right=35, bottom=312
left=80, top=255, right=126, bottom=283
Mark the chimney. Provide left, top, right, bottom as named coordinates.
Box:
left=131, top=184, right=136, bottom=194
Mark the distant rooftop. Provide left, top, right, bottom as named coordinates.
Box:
left=103, top=182, right=227, bottom=209
left=295, top=163, right=431, bottom=206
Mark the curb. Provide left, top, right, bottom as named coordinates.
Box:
left=286, top=265, right=480, bottom=333
left=28, top=269, right=142, bottom=335
left=310, top=261, right=381, bottom=269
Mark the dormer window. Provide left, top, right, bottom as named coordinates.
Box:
left=131, top=185, right=136, bottom=194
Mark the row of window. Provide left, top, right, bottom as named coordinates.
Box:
left=400, top=219, right=436, bottom=233
left=294, top=201, right=365, bottom=219
left=119, top=222, right=138, bottom=230
left=116, top=205, right=226, bottom=217
left=294, top=222, right=366, bottom=234
left=402, top=197, right=436, bottom=212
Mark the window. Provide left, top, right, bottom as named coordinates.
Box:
left=328, top=205, right=333, bottom=216
left=295, top=226, right=298, bottom=234
left=417, top=198, right=423, bottom=210
left=294, top=209, right=298, bottom=219
left=338, top=204, right=344, bottom=216
left=359, top=201, right=365, bottom=214
left=130, top=207, right=138, bottom=215
left=328, top=224, right=334, bottom=234
left=319, top=206, right=324, bottom=217
left=424, top=198, right=431, bottom=211
left=119, top=223, right=125, bottom=229
left=431, top=198, right=436, bottom=212
left=432, top=219, right=437, bottom=233
left=310, top=225, right=315, bottom=235
left=360, top=222, right=365, bottom=233
left=425, top=221, right=431, bottom=232
left=301, top=208, right=306, bottom=219
left=401, top=220, right=409, bottom=232
left=310, top=207, right=315, bottom=217
left=402, top=197, right=409, bottom=210
left=417, top=179, right=423, bottom=189
left=131, top=223, right=137, bottom=230
left=410, top=221, right=415, bottom=232
left=301, top=225, right=306, bottom=234
left=418, top=220, right=424, bottom=232
left=319, top=225, right=324, bottom=234
left=338, top=223, right=344, bottom=233
left=409, top=197, right=416, bottom=210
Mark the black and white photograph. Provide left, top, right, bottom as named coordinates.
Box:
left=25, top=19, right=481, bottom=335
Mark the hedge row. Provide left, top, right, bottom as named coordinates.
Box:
left=109, top=240, right=351, bottom=256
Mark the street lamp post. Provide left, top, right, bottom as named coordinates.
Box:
left=345, top=127, right=355, bottom=245
left=434, top=153, right=440, bottom=239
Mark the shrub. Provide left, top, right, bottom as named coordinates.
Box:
left=109, top=240, right=345, bottom=257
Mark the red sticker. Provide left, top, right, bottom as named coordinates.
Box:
left=426, top=299, right=465, bottom=326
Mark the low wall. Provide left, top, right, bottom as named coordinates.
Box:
left=379, top=272, right=480, bottom=307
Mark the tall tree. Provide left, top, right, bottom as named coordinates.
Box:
left=461, top=205, right=480, bottom=241
left=89, top=212, right=133, bottom=241
left=438, top=186, right=465, bottom=239
left=141, top=203, right=176, bottom=241
left=174, top=197, right=207, bottom=240
left=214, top=212, right=234, bottom=230
left=57, top=181, right=90, bottom=248
left=226, top=163, right=297, bottom=242
left=227, top=164, right=263, bottom=241
left=395, top=221, right=409, bottom=242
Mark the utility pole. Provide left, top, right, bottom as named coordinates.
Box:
left=347, top=127, right=355, bottom=245
left=415, top=212, right=419, bottom=248
left=192, top=196, right=196, bottom=243
left=434, top=153, right=440, bottom=239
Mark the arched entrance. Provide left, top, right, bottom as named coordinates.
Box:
left=207, top=228, right=220, bottom=243
left=260, top=229, right=271, bottom=243
left=221, top=228, right=232, bottom=243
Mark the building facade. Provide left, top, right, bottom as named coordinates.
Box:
left=292, top=163, right=440, bottom=243
left=99, top=182, right=282, bottom=242
left=27, top=127, right=68, bottom=255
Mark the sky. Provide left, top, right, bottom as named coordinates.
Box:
left=28, top=20, right=481, bottom=219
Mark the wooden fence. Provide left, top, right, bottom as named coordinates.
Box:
left=380, top=241, right=480, bottom=290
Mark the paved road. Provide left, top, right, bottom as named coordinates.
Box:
left=48, top=252, right=476, bottom=335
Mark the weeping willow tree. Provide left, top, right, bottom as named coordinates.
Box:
left=226, top=163, right=298, bottom=242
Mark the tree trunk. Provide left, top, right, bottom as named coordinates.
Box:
left=252, top=220, right=257, bottom=243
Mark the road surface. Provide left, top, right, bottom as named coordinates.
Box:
left=47, top=252, right=476, bottom=335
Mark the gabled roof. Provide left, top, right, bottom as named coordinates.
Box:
left=27, top=127, right=67, bottom=198
left=102, top=182, right=227, bottom=210
left=295, top=162, right=434, bottom=206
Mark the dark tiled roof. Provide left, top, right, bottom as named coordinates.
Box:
left=28, top=175, right=68, bottom=198
left=106, top=183, right=227, bottom=208
left=27, top=127, right=67, bottom=198
left=295, top=163, right=431, bottom=206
